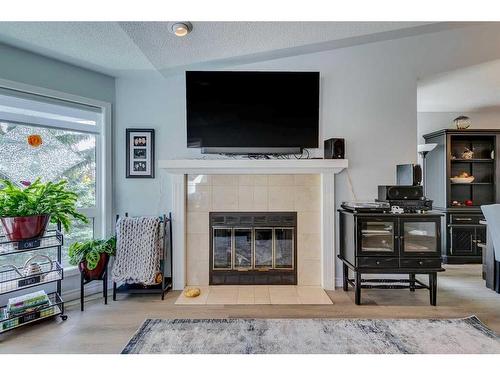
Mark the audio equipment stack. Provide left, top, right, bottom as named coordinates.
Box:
left=376, top=185, right=432, bottom=213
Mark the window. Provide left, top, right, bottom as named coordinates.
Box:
left=0, top=87, right=109, bottom=268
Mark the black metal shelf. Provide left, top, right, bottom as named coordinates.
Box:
left=0, top=261, right=63, bottom=295
left=0, top=230, right=63, bottom=257
left=113, top=277, right=172, bottom=296
left=0, top=225, right=66, bottom=334
left=0, top=292, right=64, bottom=334
left=113, top=213, right=173, bottom=301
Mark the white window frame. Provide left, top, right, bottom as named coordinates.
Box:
left=0, top=78, right=113, bottom=274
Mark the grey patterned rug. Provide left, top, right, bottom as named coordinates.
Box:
left=122, top=316, right=500, bottom=354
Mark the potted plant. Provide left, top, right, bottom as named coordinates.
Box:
left=69, top=237, right=116, bottom=280
left=0, top=178, right=88, bottom=241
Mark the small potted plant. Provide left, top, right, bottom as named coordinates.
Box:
left=69, top=237, right=116, bottom=280
left=0, top=179, right=88, bottom=241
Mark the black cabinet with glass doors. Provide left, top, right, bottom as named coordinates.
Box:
left=338, top=210, right=444, bottom=305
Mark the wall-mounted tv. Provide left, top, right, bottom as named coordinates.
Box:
left=186, top=71, right=320, bottom=154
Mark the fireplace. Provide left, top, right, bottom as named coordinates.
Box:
left=209, top=212, right=297, bottom=285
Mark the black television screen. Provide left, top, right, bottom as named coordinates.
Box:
left=186, top=71, right=319, bottom=153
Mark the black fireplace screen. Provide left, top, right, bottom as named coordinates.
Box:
left=210, top=212, right=297, bottom=285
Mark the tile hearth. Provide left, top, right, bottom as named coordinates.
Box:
left=175, top=286, right=333, bottom=305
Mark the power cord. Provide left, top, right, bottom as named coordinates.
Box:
left=346, top=168, right=358, bottom=201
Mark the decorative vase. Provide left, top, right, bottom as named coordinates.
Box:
left=0, top=214, right=50, bottom=241
left=461, top=148, right=474, bottom=159
left=454, top=116, right=471, bottom=130
left=79, top=253, right=109, bottom=281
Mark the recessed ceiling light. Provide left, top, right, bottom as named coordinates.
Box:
left=170, top=22, right=193, bottom=37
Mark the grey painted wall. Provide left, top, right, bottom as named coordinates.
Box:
left=0, top=42, right=115, bottom=303
left=114, top=23, right=500, bottom=282
left=0, top=42, right=115, bottom=103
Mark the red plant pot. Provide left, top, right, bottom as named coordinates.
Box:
left=79, top=253, right=109, bottom=281
left=0, top=215, right=50, bottom=241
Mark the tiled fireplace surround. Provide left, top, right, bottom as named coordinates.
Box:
left=160, top=159, right=348, bottom=291
left=186, top=174, right=321, bottom=286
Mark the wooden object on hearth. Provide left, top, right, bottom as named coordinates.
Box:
left=338, top=210, right=444, bottom=306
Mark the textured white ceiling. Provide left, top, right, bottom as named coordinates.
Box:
left=0, top=22, right=155, bottom=75
left=119, top=22, right=431, bottom=72
left=0, top=21, right=449, bottom=77
left=418, top=60, right=500, bottom=112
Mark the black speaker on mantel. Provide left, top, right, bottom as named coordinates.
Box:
left=324, top=138, right=345, bottom=159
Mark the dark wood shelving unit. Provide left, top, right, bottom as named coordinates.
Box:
left=423, top=129, right=500, bottom=264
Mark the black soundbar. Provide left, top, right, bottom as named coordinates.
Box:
left=378, top=185, right=424, bottom=201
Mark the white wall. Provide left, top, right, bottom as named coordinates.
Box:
left=114, top=23, right=500, bottom=281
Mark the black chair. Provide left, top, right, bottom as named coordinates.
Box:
left=479, top=217, right=500, bottom=293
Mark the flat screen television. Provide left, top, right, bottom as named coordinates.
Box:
left=186, top=71, right=320, bottom=154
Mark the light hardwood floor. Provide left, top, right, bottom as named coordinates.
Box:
left=1, top=264, right=499, bottom=354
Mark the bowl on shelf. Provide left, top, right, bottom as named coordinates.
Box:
left=450, top=176, right=475, bottom=184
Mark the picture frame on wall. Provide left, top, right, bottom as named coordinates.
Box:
left=126, top=128, right=155, bottom=178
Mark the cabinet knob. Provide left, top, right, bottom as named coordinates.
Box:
left=376, top=261, right=380, bottom=265
left=418, top=261, right=423, bottom=265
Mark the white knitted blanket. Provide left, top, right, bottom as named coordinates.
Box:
left=112, top=216, right=163, bottom=285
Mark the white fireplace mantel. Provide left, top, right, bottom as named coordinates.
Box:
left=159, top=159, right=348, bottom=175
left=159, top=158, right=348, bottom=291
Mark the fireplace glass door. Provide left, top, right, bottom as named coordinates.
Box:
left=254, top=228, right=273, bottom=269
left=234, top=228, right=252, bottom=269
left=274, top=228, right=294, bottom=269
left=209, top=213, right=297, bottom=285
left=213, top=228, right=232, bottom=269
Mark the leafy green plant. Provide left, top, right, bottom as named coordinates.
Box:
left=68, top=237, right=116, bottom=270
left=0, top=178, right=88, bottom=232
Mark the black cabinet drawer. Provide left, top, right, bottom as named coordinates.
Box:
left=400, top=258, right=441, bottom=269
left=357, top=257, right=399, bottom=268
left=450, top=214, right=484, bottom=225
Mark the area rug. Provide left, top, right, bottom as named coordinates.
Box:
left=121, top=316, right=500, bottom=354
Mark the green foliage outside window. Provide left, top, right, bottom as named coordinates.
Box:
left=0, top=122, right=97, bottom=267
